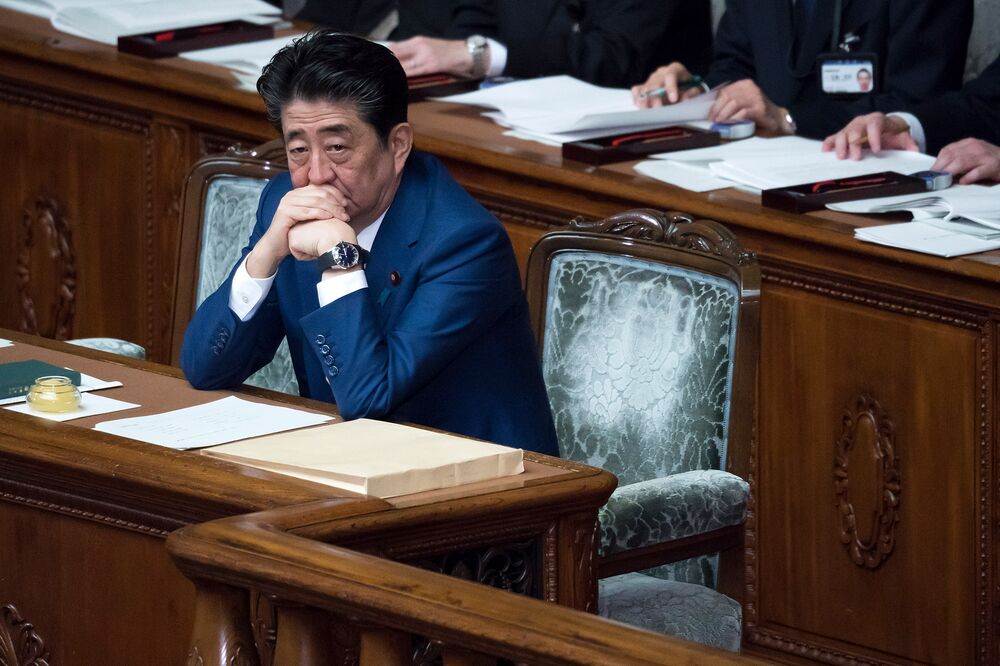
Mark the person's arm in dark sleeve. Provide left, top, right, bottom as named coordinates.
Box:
left=703, top=0, right=757, bottom=87
left=790, top=0, right=972, bottom=138
left=299, top=218, right=522, bottom=421
left=916, top=56, right=1000, bottom=153
left=499, top=0, right=682, bottom=87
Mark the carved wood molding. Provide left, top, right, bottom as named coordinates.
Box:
left=0, top=80, right=148, bottom=133
left=16, top=197, right=77, bottom=339
left=0, top=604, right=49, bottom=666
left=353, top=519, right=553, bottom=562
left=747, top=627, right=885, bottom=666
left=762, top=264, right=988, bottom=329
left=834, top=395, right=901, bottom=569
left=471, top=191, right=584, bottom=231
left=0, top=479, right=176, bottom=537
left=570, top=209, right=757, bottom=266
left=570, top=515, right=599, bottom=613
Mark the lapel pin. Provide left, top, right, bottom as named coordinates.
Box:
left=389, top=271, right=401, bottom=285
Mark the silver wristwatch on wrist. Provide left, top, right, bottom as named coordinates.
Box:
left=465, top=34, right=488, bottom=78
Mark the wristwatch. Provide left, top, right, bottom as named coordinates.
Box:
left=317, top=241, right=369, bottom=271
left=465, top=34, right=489, bottom=78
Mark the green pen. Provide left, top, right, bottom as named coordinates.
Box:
left=639, top=75, right=704, bottom=100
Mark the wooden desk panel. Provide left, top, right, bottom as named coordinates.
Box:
left=0, top=333, right=612, bottom=664
left=1, top=14, right=998, bottom=663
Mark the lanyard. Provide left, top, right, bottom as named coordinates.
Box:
left=787, top=0, right=845, bottom=78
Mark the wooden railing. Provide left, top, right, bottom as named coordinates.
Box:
left=168, top=502, right=766, bottom=666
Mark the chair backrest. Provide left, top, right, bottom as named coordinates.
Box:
left=525, top=210, right=759, bottom=487
left=170, top=142, right=299, bottom=395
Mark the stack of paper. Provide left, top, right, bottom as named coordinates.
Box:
left=183, top=34, right=305, bottom=91
left=634, top=136, right=936, bottom=192
left=203, top=419, right=525, bottom=498
left=438, top=75, right=716, bottom=146
left=830, top=184, right=1000, bottom=257
left=0, top=0, right=282, bottom=46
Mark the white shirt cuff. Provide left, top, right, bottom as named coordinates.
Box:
left=229, top=255, right=275, bottom=321
left=486, top=38, right=507, bottom=77
left=317, top=269, right=368, bottom=307
left=888, top=112, right=927, bottom=154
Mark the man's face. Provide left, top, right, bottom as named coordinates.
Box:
left=281, top=99, right=410, bottom=228
left=857, top=71, right=872, bottom=91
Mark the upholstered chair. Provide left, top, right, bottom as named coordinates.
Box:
left=169, top=142, right=298, bottom=395
left=525, top=210, right=760, bottom=651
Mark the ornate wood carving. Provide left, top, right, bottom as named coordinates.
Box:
left=570, top=209, right=756, bottom=265
left=407, top=539, right=538, bottom=598
left=16, top=197, right=76, bottom=339
left=0, top=604, right=49, bottom=666
left=249, top=592, right=277, bottom=666
left=834, top=395, right=901, bottom=569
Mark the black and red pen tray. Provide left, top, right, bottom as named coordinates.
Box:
left=562, top=125, right=720, bottom=165
left=761, top=171, right=927, bottom=213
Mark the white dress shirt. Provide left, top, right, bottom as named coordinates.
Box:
left=228, top=211, right=385, bottom=321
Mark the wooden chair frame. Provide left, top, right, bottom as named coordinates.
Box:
left=525, top=209, right=761, bottom=600
left=169, top=141, right=286, bottom=365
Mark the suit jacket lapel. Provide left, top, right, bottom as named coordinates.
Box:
left=365, top=156, right=429, bottom=323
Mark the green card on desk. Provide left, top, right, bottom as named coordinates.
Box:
left=0, top=359, right=81, bottom=400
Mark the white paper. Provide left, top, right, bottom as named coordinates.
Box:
left=0, top=339, right=12, bottom=349
left=855, top=222, right=1000, bottom=257
left=828, top=184, right=1000, bottom=228
left=0, top=372, right=123, bottom=406
left=94, top=396, right=332, bottom=449
left=634, top=159, right=734, bottom=192
left=438, top=74, right=715, bottom=136
left=182, top=34, right=305, bottom=76
left=52, top=0, right=280, bottom=45
left=708, top=149, right=935, bottom=190
left=652, top=135, right=822, bottom=162
left=6, top=392, right=140, bottom=421
left=0, top=0, right=134, bottom=19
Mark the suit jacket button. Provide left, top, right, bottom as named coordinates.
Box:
left=328, top=365, right=339, bottom=376
left=315, top=334, right=326, bottom=344
left=319, top=344, right=330, bottom=354
left=323, top=355, right=335, bottom=366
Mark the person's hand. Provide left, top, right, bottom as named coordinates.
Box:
left=632, top=62, right=701, bottom=108
left=709, top=79, right=791, bottom=134
left=287, top=217, right=358, bottom=262
left=389, top=37, right=474, bottom=78
left=933, top=138, right=1000, bottom=184
left=247, top=185, right=349, bottom=277
left=822, top=112, right=918, bottom=160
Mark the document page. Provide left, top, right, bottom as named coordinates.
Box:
left=183, top=34, right=305, bottom=76
left=95, top=396, right=332, bottom=449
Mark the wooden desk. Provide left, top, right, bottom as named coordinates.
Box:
left=0, top=331, right=613, bottom=665
left=1, top=13, right=998, bottom=664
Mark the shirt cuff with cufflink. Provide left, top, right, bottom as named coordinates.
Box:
left=887, top=112, right=927, bottom=154
left=229, top=255, right=276, bottom=321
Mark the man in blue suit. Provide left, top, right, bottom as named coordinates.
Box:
left=181, top=30, right=559, bottom=456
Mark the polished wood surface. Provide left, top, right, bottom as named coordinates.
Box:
left=2, top=12, right=998, bottom=663
left=168, top=507, right=767, bottom=666
left=0, top=331, right=614, bottom=665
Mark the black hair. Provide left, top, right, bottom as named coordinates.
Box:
left=257, top=29, right=407, bottom=143
left=857, top=68, right=872, bottom=77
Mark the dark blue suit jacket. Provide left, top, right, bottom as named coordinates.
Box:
left=704, top=0, right=972, bottom=139
left=181, top=152, right=559, bottom=456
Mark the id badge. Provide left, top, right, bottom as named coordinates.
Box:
left=818, top=53, right=877, bottom=95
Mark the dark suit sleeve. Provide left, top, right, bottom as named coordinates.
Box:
left=704, top=0, right=757, bottom=87
left=180, top=179, right=288, bottom=390
left=790, top=0, right=972, bottom=138
left=915, top=56, right=1000, bottom=154
left=459, top=0, right=682, bottom=87
left=298, top=217, right=523, bottom=421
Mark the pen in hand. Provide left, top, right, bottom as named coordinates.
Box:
left=639, top=75, right=704, bottom=100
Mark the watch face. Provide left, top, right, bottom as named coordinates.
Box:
left=334, top=242, right=360, bottom=268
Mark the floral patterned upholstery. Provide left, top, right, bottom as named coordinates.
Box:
left=195, top=175, right=299, bottom=395
left=541, top=251, right=749, bottom=586
left=67, top=337, right=146, bottom=359
left=599, top=573, right=742, bottom=652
